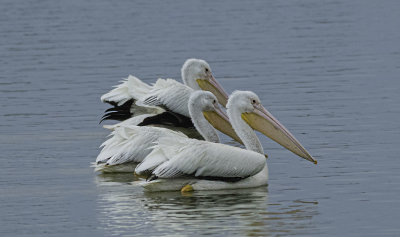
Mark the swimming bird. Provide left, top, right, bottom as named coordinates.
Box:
left=100, top=59, right=229, bottom=126
left=95, top=91, right=240, bottom=173
left=135, top=91, right=316, bottom=192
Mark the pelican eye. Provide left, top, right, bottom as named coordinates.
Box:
left=213, top=99, right=216, bottom=104
left=252, top=99, right=256, bottom=104
left=205, top=68, right=209, bottom=72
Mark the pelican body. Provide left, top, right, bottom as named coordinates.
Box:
left=136, top=91, right=316, bottom=192
left=95, top=91, right=237, bottom=173
left=100, top=59, right=229, bottom=125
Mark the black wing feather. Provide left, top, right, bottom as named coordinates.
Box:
left=138, top=111, right=194, bottom=128
left=100, top=99, right=134, bottom=123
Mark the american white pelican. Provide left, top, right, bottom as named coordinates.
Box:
left=95, top=91, right=240, bottom=173
left=100, top=59, right=229, bottom=124
left=135, top=91, right=316, bottom=192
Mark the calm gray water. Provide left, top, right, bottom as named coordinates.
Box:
left=1, top=0, right=400, bottom=236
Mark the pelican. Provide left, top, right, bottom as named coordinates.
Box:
left=100, top=59, right=229, bottom=125
left=135, top=91, right=316, bottom=192
left=95, top=91, right=241, bottom=173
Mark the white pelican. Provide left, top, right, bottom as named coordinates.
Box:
left=100, top=59, right=229, bottom=124
left=135, top=91, right=316, bottom=192
left=95, top=91, right=241, bottom=173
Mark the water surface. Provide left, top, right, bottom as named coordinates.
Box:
left=1, top=0, right=400, bottom=236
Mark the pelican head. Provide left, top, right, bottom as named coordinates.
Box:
left=189, top=90, right=220, bottom=112
left=227, top=91, right=317, bottom=164
left=189, top=91, right=243, bottom=144
left=181, top=59, right=229, bottom=107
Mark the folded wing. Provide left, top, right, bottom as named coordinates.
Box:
left=136, top=137, right=266, bottom=180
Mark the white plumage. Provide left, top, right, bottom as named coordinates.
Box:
left=96, top=126, right=187, bottom=166
left=101, top=75, right=152, bottom=106
left=136, top=91, right=270, bottom=191
left=140, top=167, right=269, bottom=192
left=95, top=91, right=227, bottom=173
left=135, top=136, right=265, bottom=179
left=138, top=90, right=316, bottom=192
left=141, top=78, right=194, bottom=117
left=100, top=59, right=228, bottom=123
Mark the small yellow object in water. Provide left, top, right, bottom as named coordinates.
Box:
left=181, top=184, right=194, bottom=193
